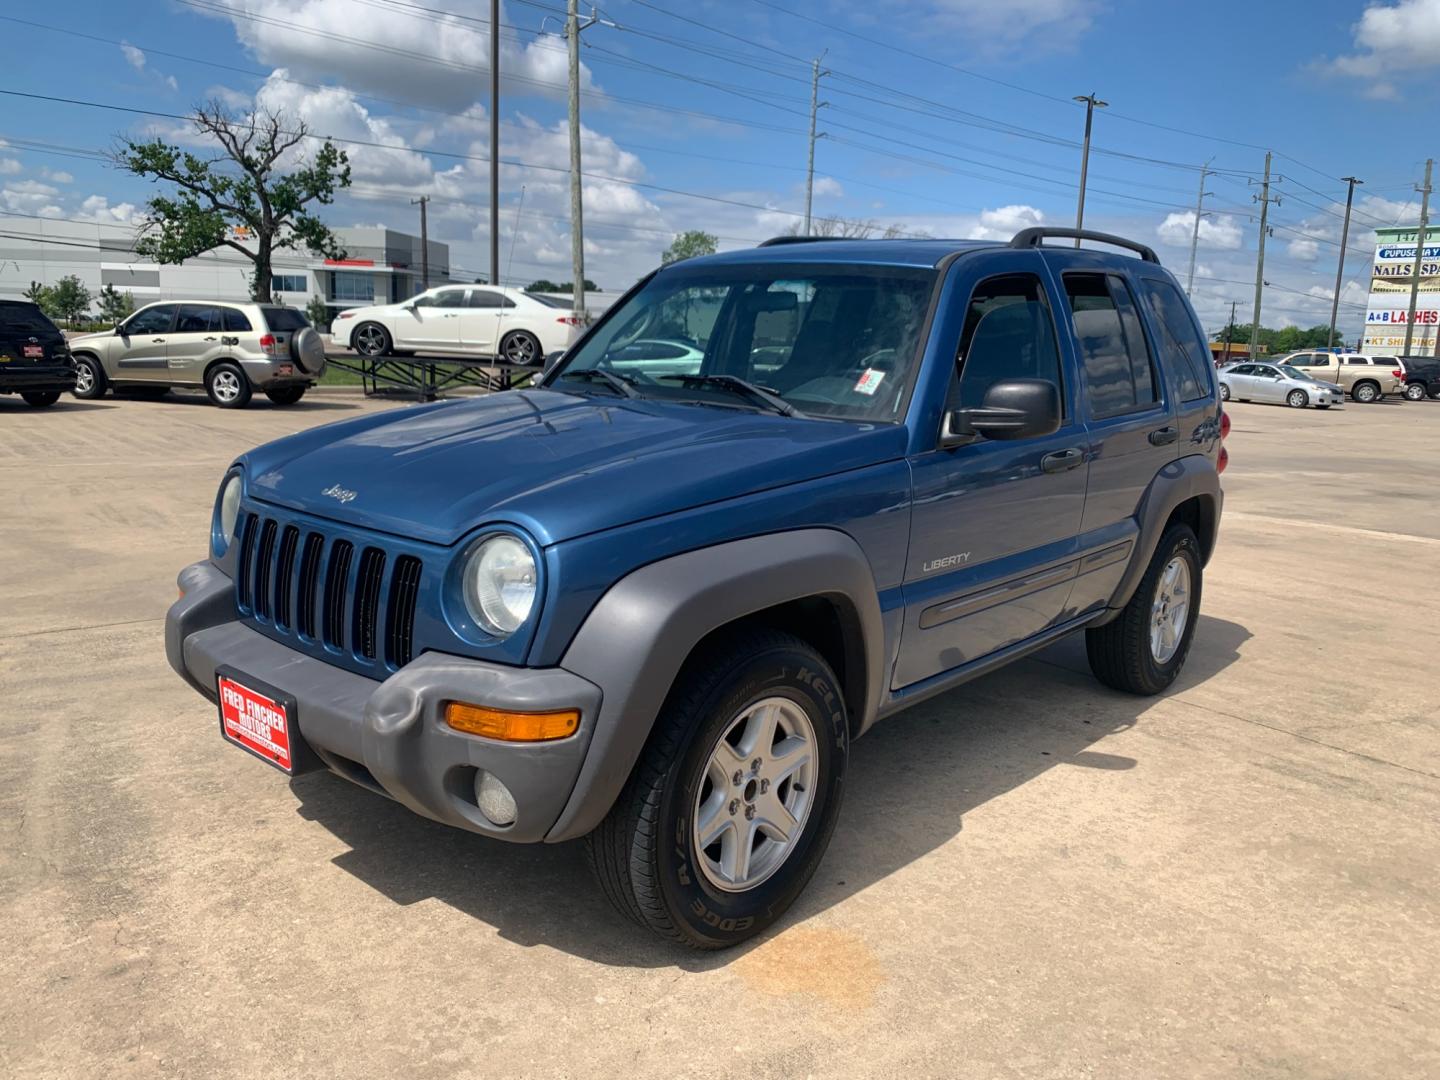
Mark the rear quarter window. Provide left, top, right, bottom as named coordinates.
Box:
left=0, top=302, right=62, bottom=337
left=1138, top=278, right=1212, bottom=402
left=261, top=307, right=309, bottom=332
left=222, top=308, right=253, bottom=333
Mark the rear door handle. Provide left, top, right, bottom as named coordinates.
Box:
left=204, top=336, right=217, bottom=342
left=1148, top=426, right=1179, bottom=446
left=1040, top=448, right=1085, bottom=474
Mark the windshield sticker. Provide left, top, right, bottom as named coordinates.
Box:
left=854, top=368, right=885, bottom=396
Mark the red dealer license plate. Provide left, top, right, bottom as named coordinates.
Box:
left=217, top=671, right=299, bottom=773
left=22, top=345, right=44, bottom=358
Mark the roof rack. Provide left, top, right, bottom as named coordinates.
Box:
left=1009, top=227, right=1159, bottom=264
left=756, top=235, right=849, bottom=247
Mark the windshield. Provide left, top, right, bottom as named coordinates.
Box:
left=1279, top=365, right=1314, bottom=381
left=550, top=263, right=936, bottom=421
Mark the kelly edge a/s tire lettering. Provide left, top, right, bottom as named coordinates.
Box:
left=586, top=631, right=849, bottom=949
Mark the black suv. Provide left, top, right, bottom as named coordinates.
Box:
left=1396, top=355, right=1440, bottom=401
left=0, top=300, right=77, bottom=407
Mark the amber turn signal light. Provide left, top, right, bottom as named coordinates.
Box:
left=444, top=702, right=579, bottom=742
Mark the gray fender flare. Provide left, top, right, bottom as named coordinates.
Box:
left=545, top=529, right=885, bottom=842
left=1100, top=453, right=1222, bottom=621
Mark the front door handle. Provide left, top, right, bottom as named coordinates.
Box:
left=1148, top=426, right=1179, bottom=446
left=1040, top=447, right=1085, bottom=474
left=152, top=337, right=166, bottom=343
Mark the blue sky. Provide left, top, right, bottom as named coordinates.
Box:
left=3, top=0, right=1439, bottom=337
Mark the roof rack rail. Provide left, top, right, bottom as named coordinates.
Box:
left=757, top=235, right=849, bottom=247
left=1009, top=227, right=1159, bottom=264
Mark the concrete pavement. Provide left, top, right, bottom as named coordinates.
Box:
left=2, top=389, right=1438, bottom=1078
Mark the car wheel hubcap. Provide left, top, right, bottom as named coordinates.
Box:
left=357, top=327, right=384, bottom=355
left=1289, top=392, right=1305, bottom=407
left=213, top=371, right=240, bottom=401
left=1150, top=557, right=1191, bottom=665
left=75, top=364, right=93, bottom=393
left=1358, top=386, right=1375, bottom=401
left=1406, top=384, right=1423, bottom=400
left=692, top=696, right=817, bottom=893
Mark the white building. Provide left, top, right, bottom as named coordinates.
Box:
left=1361, top=225, right=1438, bottom=357
left=0, top=217, right=449, bottom=321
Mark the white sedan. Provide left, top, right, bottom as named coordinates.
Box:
left=331, top=285, right=584, bottom=365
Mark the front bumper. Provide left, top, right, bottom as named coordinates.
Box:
left=0, top=363, right=77, bottom=393
left=166, top=560, right=602, bottom=843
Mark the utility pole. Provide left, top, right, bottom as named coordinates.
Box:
left=1072, top=92, right=1108, bottom=246
left=1186, top=162, right=1212, bottom=296
left=1224, top=300, right=1237, bottom=364
left=566, top=0, right=596, bottom=317
left=411, top=195, right=429, bottom=291
left=1326, top=176, right=1363, bottom=349
left=803, top=53, right=828, bottom=237
left=1402, top=158, right=1433, bottom=358
left=489, top=0, right=500, bottom=286
left=1250, top=152, right=1279, bottom=361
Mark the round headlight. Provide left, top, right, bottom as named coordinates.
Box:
left=215, top=473, right=243, bottom=554
left=463, top=535, right=537, bottom=636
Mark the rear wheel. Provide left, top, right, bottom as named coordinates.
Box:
left=205, top=362, right=252, bottom=409
left=1352, top=380, right=1380, bottom=403
left=1404, top=382, right=1427, bottom=401
left=21, top=390, right=60, bottom=407
left=586, top=629, right=848, bottom=948
left=1086, top=523, right=1202, bottom=696
left=1219, top=383, right=1231, bottom=401
left=265, top=385, right=307, bottom=406
left=1286, top=389, right=1308, bottom=408
left=500, top=330, right=542, bottom=366
left=353, top=322, right=391, bottom=358
left=71, top=355, right=106, bottom=399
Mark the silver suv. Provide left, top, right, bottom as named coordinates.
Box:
left=69, top=301, right=327, bottom=408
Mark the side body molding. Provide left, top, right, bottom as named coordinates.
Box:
left=547, top=529, right=885, bottom=842
left=1096, top=453, right=1222, bottom=624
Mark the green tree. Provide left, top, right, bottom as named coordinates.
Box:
left=526, top=278, right=562, bottom=292
left=117, top=102, right=352, bottom=302
left=23, top=280, right=55, bottom=315
left=661, top=230, right=718, bottom=265
left=96, top=284, right=136, bottom=325
left=48, top=275, right=92, bottom=326
left=305, top=295, right=332, bottom=332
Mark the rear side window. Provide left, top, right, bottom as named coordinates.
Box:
left=0, top=302, right=60, bottom=336
left=1139, top=279, right=1211, bottom=402
left=261, top=307, right=308, bottom=332
left=176, top=304, right=221, bottom=333
left=951, top=273, right=1063, bottom=413
left=469, top=290, right=516, bottom=309
left=1345, top=357, right=1370, bottom=365
left=1304, top=354, right=1331, bottom=366
left=222, top=308, right=252, bottom=333
left=1064, top=273, right=1157, bottom=419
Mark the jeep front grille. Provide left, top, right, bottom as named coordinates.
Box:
left=234, top=511, right=423, bottom=672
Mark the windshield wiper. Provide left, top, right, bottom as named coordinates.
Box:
left=656, top=374, right=802, bottom=417
left=556, top=368, right=638, bottom=398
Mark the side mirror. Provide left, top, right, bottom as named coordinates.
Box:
left=942, top=378, right=1061, bottom=447
left=114, top=325, right=126, bottom=336
left=543, top=350, right=564, bottom=374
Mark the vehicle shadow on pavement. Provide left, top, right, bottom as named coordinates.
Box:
left=0, top=399, right=114, bottom=412
left=289, top=614, right=1250, bottom=969
left=129, top=393, right=363, bottom=411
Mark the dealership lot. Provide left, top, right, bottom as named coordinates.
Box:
left=2, top=391, right=1438, bottom=1078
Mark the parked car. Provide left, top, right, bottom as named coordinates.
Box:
left=1218, top=362, right=1343, bottom=409
left=1392, top=354, right=1440, bottom=400
left=1279, top=351, right=1401, bottom=403
left=331, top=285, right=585, bottom=365
left=68, top=301, right=326, bottom=408
left=0, top=300, right=76, bottom=406
left=166, top=227, right=1226, bottom=948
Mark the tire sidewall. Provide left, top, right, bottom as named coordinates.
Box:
left=1137, top=526, right=1203, bottom=691
left=654, top=647, right=848, bottom=947
left=72, top=356, right=105, bottom=399
left=1219, top=383, right=1230, bottom=401
left=206, top=362, right=251, bottom=408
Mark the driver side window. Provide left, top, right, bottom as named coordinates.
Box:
left=949, top=274, right=1063, bottom=413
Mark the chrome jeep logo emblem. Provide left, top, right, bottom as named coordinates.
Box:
left=321, top=484, right=357, bottom=504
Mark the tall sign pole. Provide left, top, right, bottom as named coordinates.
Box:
left=411, top=195, right=429, bottom=290
left=1327, top=176, right=1362, bottom=349
left=489, top=0, right=500, bottom=286
left=1402, top=158, right=1433, bottom=358
left=1250, top=152, right=1278, bottom=361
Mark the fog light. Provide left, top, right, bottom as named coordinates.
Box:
left=474, top=770, right=517, bottom=827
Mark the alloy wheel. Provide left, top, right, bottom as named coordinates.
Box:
left=692, top=696, right=817, bottom=893
left=74, top=362, right=94, bottom=395
left=212, top=370, right=241, bottom=403
left=1149, top=557, right=1190, bottom=664
left=355, top=325, right=386, bottom=356
left=503, top=333, right=537, bottom=364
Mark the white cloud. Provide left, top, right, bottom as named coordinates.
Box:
left=120, top=42, right=179, bottom=92
left=0, top=158, right=20, bottom=176
left=204, top=2, right=593, bottom=110
left=920, top=0, right=1099, bottom=52
left=811, top=176, right=844, bottom=198
left=972, top=204, right=1045, bottom=239
left=1, top=181, right=63, bottom=217
left=42, top=169, right=74, bottom=184
left=1328, top=0, right=1440, bottom=86
left=1156, top=211, right=1243, bottom=251
left=77, top=195, right=142, bottom=225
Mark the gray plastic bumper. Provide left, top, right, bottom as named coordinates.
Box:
left=166, top=561, right=602, bottom=843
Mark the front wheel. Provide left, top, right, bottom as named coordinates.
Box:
left=1286, top=389, right=1309, bottom=408
left=1404, top=382, right=1427, bottom=401
left=21, top=390, right=61, bottom=407
left=1086, top=523, right=1202, bottom=696
left=205, top=362, right=252, bottom=409
left=71, top=356, right=107, bottom=399
left=586, top=629, right=848, bottom=949
left=352, top=322, right=392, bottom=358
left=265, top=385, right=307, bottom=406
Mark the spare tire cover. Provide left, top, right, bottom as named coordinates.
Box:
left=290, top=326, right=326, bottom=375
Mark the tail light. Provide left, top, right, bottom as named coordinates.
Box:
left=257, top=333, right=282, bottom=357
left=1217, top=410, right=1230, bottom=474
left=1392, top=369, right=1404, bottom=379
left=556, top=315, right=584, bottom=326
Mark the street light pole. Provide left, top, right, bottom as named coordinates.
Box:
left=1073, top=93, right=1107, bottom=247
left=1327, top=176, right=1363, bottom=349
left=489, top=0, right=500, bottom=286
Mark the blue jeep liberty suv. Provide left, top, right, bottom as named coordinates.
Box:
left=167, top=227, right=1226, bottom=948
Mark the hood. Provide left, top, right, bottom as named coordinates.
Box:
left=241, top=389, right=908, bottom=546
left=67, top=329, right=113, bottom=345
